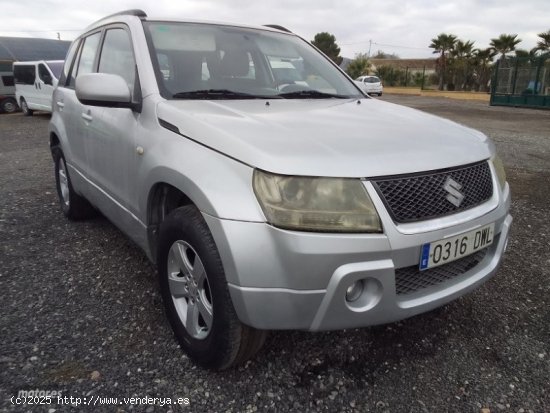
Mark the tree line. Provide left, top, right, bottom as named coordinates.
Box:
left=429, top=31, right=549, bottom=91
left=311, top=30, right=550, bottom=92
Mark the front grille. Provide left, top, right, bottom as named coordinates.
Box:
left=372, top=161, right=493, bottom=223
left=395, top=248, right=489, bottom=296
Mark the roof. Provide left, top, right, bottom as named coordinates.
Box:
left=0, top=37, right=71, bottom=62
left=83, top=9, right=293, bottom=37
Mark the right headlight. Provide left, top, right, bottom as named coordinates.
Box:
left=492, top=155, right=507, bottom=189
left=253, top=170, right=382, bottom=233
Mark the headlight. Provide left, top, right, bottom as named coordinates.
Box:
left=253, top=170, right=382, bottom=233
left=492, top=155, right=507, bottom=189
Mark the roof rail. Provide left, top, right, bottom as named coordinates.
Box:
left=263, top=24, right=292, bottom=33
left=91, top=9, right=147, bottom=25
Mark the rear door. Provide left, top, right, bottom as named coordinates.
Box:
left=57, top=31, right=102, bottom=178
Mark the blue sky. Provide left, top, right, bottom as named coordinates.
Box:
left=0, top=0, right=548, bottom=59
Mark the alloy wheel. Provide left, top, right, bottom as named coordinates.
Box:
left=167, top=240, right=213, bottom=340
left=58, top=159, right=70, bottom=207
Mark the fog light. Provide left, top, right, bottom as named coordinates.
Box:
left=346, top=280, right=363, bottom=302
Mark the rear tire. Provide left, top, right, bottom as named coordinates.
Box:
left=1, top=98, right=17, bottom=113
left=52, top=147, right=96, bottom=220
left=158, top=205, right=267, bottom=370
left=20, top=98, right=33, bottom=116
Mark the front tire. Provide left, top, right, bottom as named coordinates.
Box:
left=52, top=147, right=96, bottom=220
left=20, top=98, right=33, bottom=116
left=158, top=206, right=267, bottom=370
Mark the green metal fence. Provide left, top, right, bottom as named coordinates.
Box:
left=490, top=55, right=550, bottom=109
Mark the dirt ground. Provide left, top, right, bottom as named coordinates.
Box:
left=0, top=96, right=549, bottom=413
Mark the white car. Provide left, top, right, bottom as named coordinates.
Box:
left=355, top=75, right=383, bottom=96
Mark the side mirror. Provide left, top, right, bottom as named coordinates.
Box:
left=76, top=73, right=133, bottom=108
left=43, top=76, right=53, bottom=86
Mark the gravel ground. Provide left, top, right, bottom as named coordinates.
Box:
left=0, top=97, right=548, bottom=413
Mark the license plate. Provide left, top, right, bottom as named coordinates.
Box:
left=419, top=223, right=495, bottom=270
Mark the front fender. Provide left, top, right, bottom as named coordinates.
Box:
left=138, top=129, right=266, bottom=223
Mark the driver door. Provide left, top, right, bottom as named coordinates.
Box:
left=84, top=26, right=140, bottom=226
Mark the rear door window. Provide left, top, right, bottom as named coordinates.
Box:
left=60, top=40, right=80, bottom=86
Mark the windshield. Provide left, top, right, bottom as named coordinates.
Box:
left=143, top=22, right=362, bottom=100
left=46, top=61, right=64, bottom=79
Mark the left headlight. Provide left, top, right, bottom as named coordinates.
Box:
left=253, top=170, right=382, bottom=233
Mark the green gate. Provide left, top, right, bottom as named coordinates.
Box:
left=490, top=55, right=550, bottom=109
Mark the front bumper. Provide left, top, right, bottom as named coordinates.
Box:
left=203, top=180, right=511, bottom=331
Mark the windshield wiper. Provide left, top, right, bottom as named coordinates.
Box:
left=277, top=90, right=352, bottom=99
left=173, top=89, right=281, bottom=100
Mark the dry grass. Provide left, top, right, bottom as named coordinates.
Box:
left=384, top=87, right=490, bottom=102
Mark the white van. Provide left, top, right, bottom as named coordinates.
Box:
left=13, top=60, right=64, bottom=115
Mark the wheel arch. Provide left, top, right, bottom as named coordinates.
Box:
left=145, top=175, right=216, bottom=264
left=142, top=158, right=265, bottom=263
left=50, top=132, right=60, bottom=149
left=48, top=114, right=70, bottom=160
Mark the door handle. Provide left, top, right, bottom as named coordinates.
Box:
left=57, top=101, right=65, bottom=108
left=81, top=112, right=93, bottom=122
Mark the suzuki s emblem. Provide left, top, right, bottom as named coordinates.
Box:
left=443, top=177, right=464, bottom=207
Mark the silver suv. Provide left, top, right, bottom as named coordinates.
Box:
left=49, top=10, right=512, bottom=370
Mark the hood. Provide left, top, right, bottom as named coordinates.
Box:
left=156, top=98, right=493, bottom=178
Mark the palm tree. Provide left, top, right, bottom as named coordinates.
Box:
left=515, top=48, right=537, bottom=60
left=453, top=40, right=475, bottom=58
left=472, top=48, right=496, bottom=92
left=532, top=29, right=550, bottom=55
left=490, top=34, right=521, bottom=64
left=452, top=40, right=475, bottom=90
left=429, top=33, right=458, bottom=90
